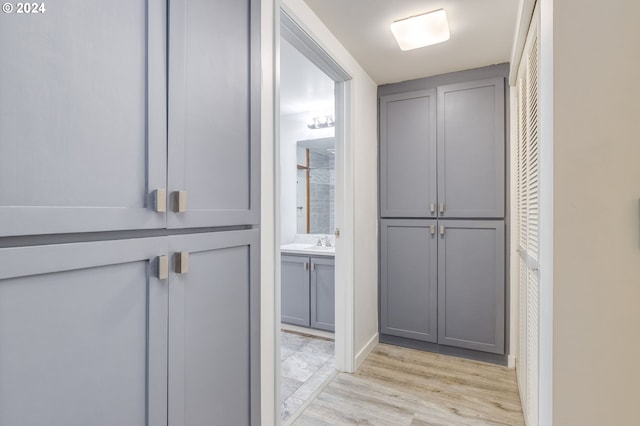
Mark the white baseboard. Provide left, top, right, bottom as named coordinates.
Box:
left=508, top=354, right=516, bottom=369
left=355, top=333, right=379, bottom=370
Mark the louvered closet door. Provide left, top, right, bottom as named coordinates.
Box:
left=0, top=0, right=167, bottom=236
left=516, top=6, right=540, bottom=426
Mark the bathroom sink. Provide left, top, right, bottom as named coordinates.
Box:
left=280, top=242, right=335, bottom=255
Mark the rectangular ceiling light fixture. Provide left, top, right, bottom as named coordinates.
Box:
left=390, top=9, right=450, bottom=51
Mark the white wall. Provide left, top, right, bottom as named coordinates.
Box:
left=281, top=0, right=379, bottom=361
left=280, top=112, right=334, bottom=243
left=552, top=0, right=640, bottom=424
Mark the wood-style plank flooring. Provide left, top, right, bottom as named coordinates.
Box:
left=292, top=343, right=524, bottom=425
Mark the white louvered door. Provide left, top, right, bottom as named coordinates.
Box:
left=516, top=5, right=540, bottom=426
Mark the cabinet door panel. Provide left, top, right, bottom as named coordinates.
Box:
left=0, top=238, right=168, bottom=426
left=437, top=78, right=505, bottom=218
left=311, top=257, right=335, bottom=331
left=438, top=220, right=505, bottom=354
left=281, top=255, right=311, bottom=327
left=169, top=230, right=260, bottom=426
left=380, top=219, right=438, bottom=342
left=168, top=0, right=260, bottom=228
left=380, top=90, right=437, bottom=218
left=0, top=0, right=167, bottom=236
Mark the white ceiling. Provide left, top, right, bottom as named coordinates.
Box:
left=280, top=38, right=335, bottom=117
left=303, top=0, right=519, bottom=84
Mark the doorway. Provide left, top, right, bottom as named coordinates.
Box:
left=276, top=8, right=352, bottom=424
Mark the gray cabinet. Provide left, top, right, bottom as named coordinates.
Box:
left=168, top=230, right=260, bottom=426
left=281, top=255, right=311, bottom=327
left=168, top=0, right=260, bottom=229
left=0, top=230, right=261, bottom=426
left=0, top=237, right=168, bottom=426
left=0, top=0, right=167, bottom=237
left=437, top=78, right=505, bottom=218
left=438, top=221, right=505, bottom=354
left=380, top=220, right=438, bottom=342
left=0, top=0, right=260, bottom=237
left=281, top=254, right=335, bottom=332
left=379, top=90, right=437, bottom=218
left=1, top=0, right=260, bottom=421
left=379, top=78, right=504, bottom=220
left=378, top=67, right=507, bottom=359
left=311, top=257, right=336, bottom=332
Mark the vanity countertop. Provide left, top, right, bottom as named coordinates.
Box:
left=280, top=242, right=335, bottom=256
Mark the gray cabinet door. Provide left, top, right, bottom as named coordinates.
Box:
left=281, top=255, right=311, bottom=327
left=0, top=237, right=168, bottom=426
left=168, top=230, right=260, bottom=426
left=168, top=0, right=260, bottom=228
left=380, top=90, right=437, bottom=218
left=437, top=78, right=505, bottom=218
left=438, top=220, right=505, bottom=354
left=0, top=0, right=167, bottom=237
left=380, top=219, right=438, bottom=342
left=310, top=256, right=335, bottom=331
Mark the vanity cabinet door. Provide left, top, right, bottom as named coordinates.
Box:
left=168, top=0, right=260, bottom=228
left=0, top=0, right=167, bottom=236
left=380, top=219, right=438, bottom=342
left=168, top=230, right=260, bottom=426
left=437, top=78, right=505, bottom=218
left=0, top=237, right=168, bottom=426
left=281, top=255, right=311, bottom=327
left=380, top=90, right=437, bottom=218
left=437, top=220, right=505, bottom=354
left=310, top=256, right=335, bottom=331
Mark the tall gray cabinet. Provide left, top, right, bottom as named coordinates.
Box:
left=379, top=64, right=508, bottom=362
left=0, top=1, right=260, bottom=425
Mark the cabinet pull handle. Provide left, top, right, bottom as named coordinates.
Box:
left=439, top=203, right=445, bottom=214
left=430, top=203, right=435, bottom=214
left=304, top=262, right=309, bottom=271
left=175, top=251, right=189, bottom=274
left=430, top=225, right=435, bottom=236
left=311, top=262, right=315, bottom=271
left=439, top=225, right=445, bottom=236
left=158, top=255, right=169, bottom=280
left=173, top=191, right=187, bottom=213
left=154, top=189, right=167, bottom=212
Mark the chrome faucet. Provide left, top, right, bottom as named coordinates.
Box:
left=324, top=236, right=332, bottom=247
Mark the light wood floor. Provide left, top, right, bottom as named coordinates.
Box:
left=292, top=343, right=524, bottom=425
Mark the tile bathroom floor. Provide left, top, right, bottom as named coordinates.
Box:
left=280, top=330, right=336, bottom=423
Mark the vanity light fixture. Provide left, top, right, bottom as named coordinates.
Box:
left=307, top=114, right=335, bottom=129
left=390, top=9, right=450, bottom=51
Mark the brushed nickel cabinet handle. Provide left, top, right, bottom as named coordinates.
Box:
left=173, top=191, right=187, bottom=213
left=439, top=203, right=445, bottom=214
left=439, top=226, right=445, bottom=236
left=304, top=262, right=309, bottom=271
left=175, top=251, right=189, bottom=274
left=158, top=255, right=169, bottom=280
left=154, top=189, right=167, bottom=212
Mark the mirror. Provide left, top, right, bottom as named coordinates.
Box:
left=296, top=137, right=335, bottom=234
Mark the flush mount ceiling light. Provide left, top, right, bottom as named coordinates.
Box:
left=390, top=9, right=450, bottom=51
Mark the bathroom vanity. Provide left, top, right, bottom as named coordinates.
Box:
left=280, top=242, right=335, bottom=332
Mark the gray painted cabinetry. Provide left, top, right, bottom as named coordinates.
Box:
left=281, top=254, right=335, bottom=332
left=380, top=220, right=438, bottom=342
left=0, top=0, right=261, bottom=423
left=378, top=65, right=508, bottom=361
